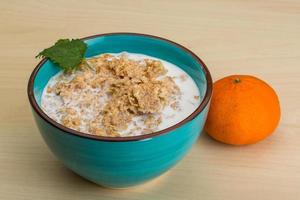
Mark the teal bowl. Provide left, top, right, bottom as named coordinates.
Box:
left=27, top=33, right=212, bottom=188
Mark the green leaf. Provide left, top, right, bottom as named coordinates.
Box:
left=36, top=39, right=87, bottom=72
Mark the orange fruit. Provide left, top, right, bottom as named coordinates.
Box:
left=205, top=75, right=280, bottom=145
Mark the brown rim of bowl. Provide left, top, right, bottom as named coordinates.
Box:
left=27, top=32, right=213, bottom=142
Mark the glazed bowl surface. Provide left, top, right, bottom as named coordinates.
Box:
left=28, top=33, right=212, bottom=188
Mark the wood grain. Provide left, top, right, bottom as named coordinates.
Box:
left=0, top=0, right=299, bottom=199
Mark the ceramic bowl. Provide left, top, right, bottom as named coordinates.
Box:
left=27, top=33, right=212, bottom=188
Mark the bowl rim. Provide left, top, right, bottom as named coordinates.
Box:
left=27, top=32, right=213, bottom=142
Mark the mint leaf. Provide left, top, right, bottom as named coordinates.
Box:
left=36, top=39, right=87, bottom=72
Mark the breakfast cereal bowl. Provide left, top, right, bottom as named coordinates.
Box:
left=27, top=33, right=212, bottom=188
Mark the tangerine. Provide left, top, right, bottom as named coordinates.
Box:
left=205, top=75, right=280, bottom=145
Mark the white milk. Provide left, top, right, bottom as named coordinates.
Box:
left=41, top=52, right=201, bottom=136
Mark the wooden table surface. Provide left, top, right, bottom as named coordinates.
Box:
left=1, top=0, right=299, bottom=199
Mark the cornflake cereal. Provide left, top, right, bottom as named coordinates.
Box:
left=42, top=52, right=201, bottom=137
